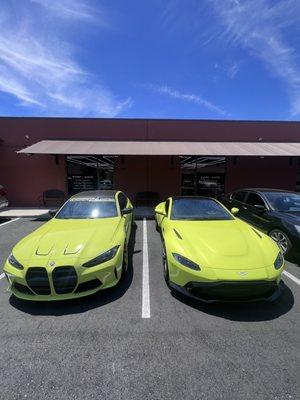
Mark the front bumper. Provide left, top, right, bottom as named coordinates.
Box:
left=3, top=249, right=123, bottom=301
left=169, top=280, right=283, bottom=303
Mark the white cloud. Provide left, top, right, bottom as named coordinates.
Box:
left=30, top=0, right=98, bottom=22
left=0, top=2, right=129, bottom=116
left=208, top=0, right=300, bottom=115
left=150, top=85, right=228, bottom=116
left=227, top=62, right=239, bottom=79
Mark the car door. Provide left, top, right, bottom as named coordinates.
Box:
left=243, top=192, right=272, bottom=232
left=118, top=192, right=132, bottom=244
left=160, top=199, right=170, bottom=235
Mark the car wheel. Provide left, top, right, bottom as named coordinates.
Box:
left=269, top=229, right=291, bottom=255
left=162, top=244, right=170, bottom=287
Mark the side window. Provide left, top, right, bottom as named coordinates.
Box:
left=165, top=199, right=170, bottom=216
left=232, top=191, right=247, bottom=203
left=118, top=193, right=127, bottom=210
left=246, top=193, right=266, bottom=207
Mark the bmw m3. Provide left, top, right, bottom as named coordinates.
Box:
left=4, top=190, right=133, bottom=301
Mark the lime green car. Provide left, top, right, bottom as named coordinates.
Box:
left=4, top=190, right=133, bottom=301
left=155, top=197, right=285, bottom=302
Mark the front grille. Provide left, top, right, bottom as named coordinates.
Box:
left=13, top=282, right=35, bottom=295
left=26, top=267, right=51, bottom=295
left=74, top=279, right=102, bottom=293
left=52, top=266, right=77, bottom=294
left=186, top=281, right=278, bottom=301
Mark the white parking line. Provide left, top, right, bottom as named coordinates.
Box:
left=283, top=270, right=300, bottom=285
left=142, top=218, right=150, bottom=318
left=0, top=273, right=5, bottom=280
left=0, top=218, right=20, bottom=228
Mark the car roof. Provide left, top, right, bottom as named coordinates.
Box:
left=71, top=190, right=118, bottom=200
left=233, top=188, right=298, bottom=194
left=171, top=196, right=216, bottom=200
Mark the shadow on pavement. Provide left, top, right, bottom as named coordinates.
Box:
left=171, top=280, right=294, bottom=322
left=9, top=223, right=137, bottom=316
left=0, top=217, right=11, bottom=224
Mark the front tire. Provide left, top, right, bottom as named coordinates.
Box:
left=120, top=243, right=128, bottom=279
left=269, top=229, right=291, bottom=255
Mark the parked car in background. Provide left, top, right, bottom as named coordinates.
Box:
left=221, top=188, right=300, bottom=258
left=0, top=184, right=8, bottom=209
left=99, top=179, right=113, bottom=190
left=198, top=177, right=219, bottom=188
left=155, top=196, right=284, bottom=302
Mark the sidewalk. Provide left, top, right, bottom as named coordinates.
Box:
left=0, top=207, right=53, bottom=218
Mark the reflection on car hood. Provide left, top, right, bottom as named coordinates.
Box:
left=170, top=219, right=278, bottom=269
left=273, top=210, right=300, bottom=224
left=13, top=217, right=122, bottom=263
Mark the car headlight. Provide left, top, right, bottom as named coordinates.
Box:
left=172, top=253, right=200, bottom=271
left=82, top=246, right=120, bottom=268
left=294, top=225, right=300, bottom=234
left=274, top=252, right=284, bottom=270
left=7, top=253, right=24, bottom=270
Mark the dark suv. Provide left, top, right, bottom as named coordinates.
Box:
left=221, top=188, right=300, bottom=259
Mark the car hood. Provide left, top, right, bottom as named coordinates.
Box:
left=170, top=219, right=278, bottom=269
left=13, top=217, right=122, bottom=264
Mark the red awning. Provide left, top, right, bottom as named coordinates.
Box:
left=18, top=140, right=300, bottom=156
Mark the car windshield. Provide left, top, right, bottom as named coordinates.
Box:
left=263, top=192, right=300, bottom=212
left=56, top=199, right=118, bottom=219
left=171, top=198, right=233, bottom=220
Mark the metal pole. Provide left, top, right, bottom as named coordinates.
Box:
left=96, top=158, right=100, bottom=189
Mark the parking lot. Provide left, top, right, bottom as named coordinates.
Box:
left=0, top=217, right=299, bottom=400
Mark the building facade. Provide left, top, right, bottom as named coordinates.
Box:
left=0, top=117, right=300, bottom=206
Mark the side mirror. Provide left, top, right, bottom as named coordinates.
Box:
left=231, top=207, right=239, bottom=215
left=121, top=208, right=133, bottom=216
left=154, top=203, right=167, bottom=216
left=48, top=210, right=57, bottom=218
left=254, top=204, right=266, bottom=212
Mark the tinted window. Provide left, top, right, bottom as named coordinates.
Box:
left=56, top=199, right=118, bottom=219
left=246, top=193, right=266, bottom=207
left=263, top=192, right=300, bottom=212
left=171, top=198, right=233, bottom=221
left=118, top=193, right=127, bottom=210
left=232, top=191, right=247, bottom=202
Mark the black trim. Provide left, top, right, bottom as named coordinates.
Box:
left=74, top=279, right=102, bottom=293
left=52, top=266, right=77, bottom=294
left=169, top=280, right=282, bottom=303
left=26, top=267, right=51, bottom=295
left=13, top=282, right=35, bottom=295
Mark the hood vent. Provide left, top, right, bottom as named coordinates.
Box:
left=173, top=229, right=183, bottom=240
left=252, top=228, right=262, bottom=239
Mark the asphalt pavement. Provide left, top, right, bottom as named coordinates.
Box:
left=0, top=217, right=299, bottom=400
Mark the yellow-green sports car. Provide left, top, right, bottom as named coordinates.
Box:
left=4, top=190, right=133, bottom=301
left=155, top=196, right=285, bottom=302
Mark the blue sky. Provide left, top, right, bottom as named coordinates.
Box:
left=0, top=0, right=300, bottom=120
